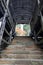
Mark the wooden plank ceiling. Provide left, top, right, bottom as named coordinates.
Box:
left=9, top=0, right=38, bottom=23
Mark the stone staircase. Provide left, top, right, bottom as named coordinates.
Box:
left=0, top=37, right=43, bottom=65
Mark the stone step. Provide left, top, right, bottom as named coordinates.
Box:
left=11, top=37, right=34, bottom=45
left=0, top=37, right=43, bottom=65
left=0, top=60, right=43, bottom=65
left=5, top=45, right=39, bottom=50
left=2, top=49, right=41, bottom=54
left=0, top=58, right=43, bottom=65
left=14, top=60, right=43, bottom=65
left=1, top=54, right=43, bottom=59
left=1, top=45, right=42, bottom=58
left=2, top=44, right=41, bottom=54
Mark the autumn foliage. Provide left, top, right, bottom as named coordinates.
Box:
left=15, top=27, right=26, bottom=36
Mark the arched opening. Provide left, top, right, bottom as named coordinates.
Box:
left=15, top=24, right=31, bottom=36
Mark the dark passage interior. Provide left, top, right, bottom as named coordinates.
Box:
left=0, top=0, right=43, bottom=65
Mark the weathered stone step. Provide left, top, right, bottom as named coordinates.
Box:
left=0, top=62, right=43, bottom=65
left=0, top=58, right=43, bottom=62
left=5, top=45, right=40, bottom=50
left=0, top=63, right=43, bottom=65
left=14, top=60, right=43, bottom=65
left=1, top=54, right=43, bottom=59
left=2, top=50, right=41, bottom=54
left=0, top=37, right=43, bottom=65
left=1, top=56, right=43, bottom=65
left=2, top=44, right=41, bottom=54
left=11, top=37, right=34, bottom=45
